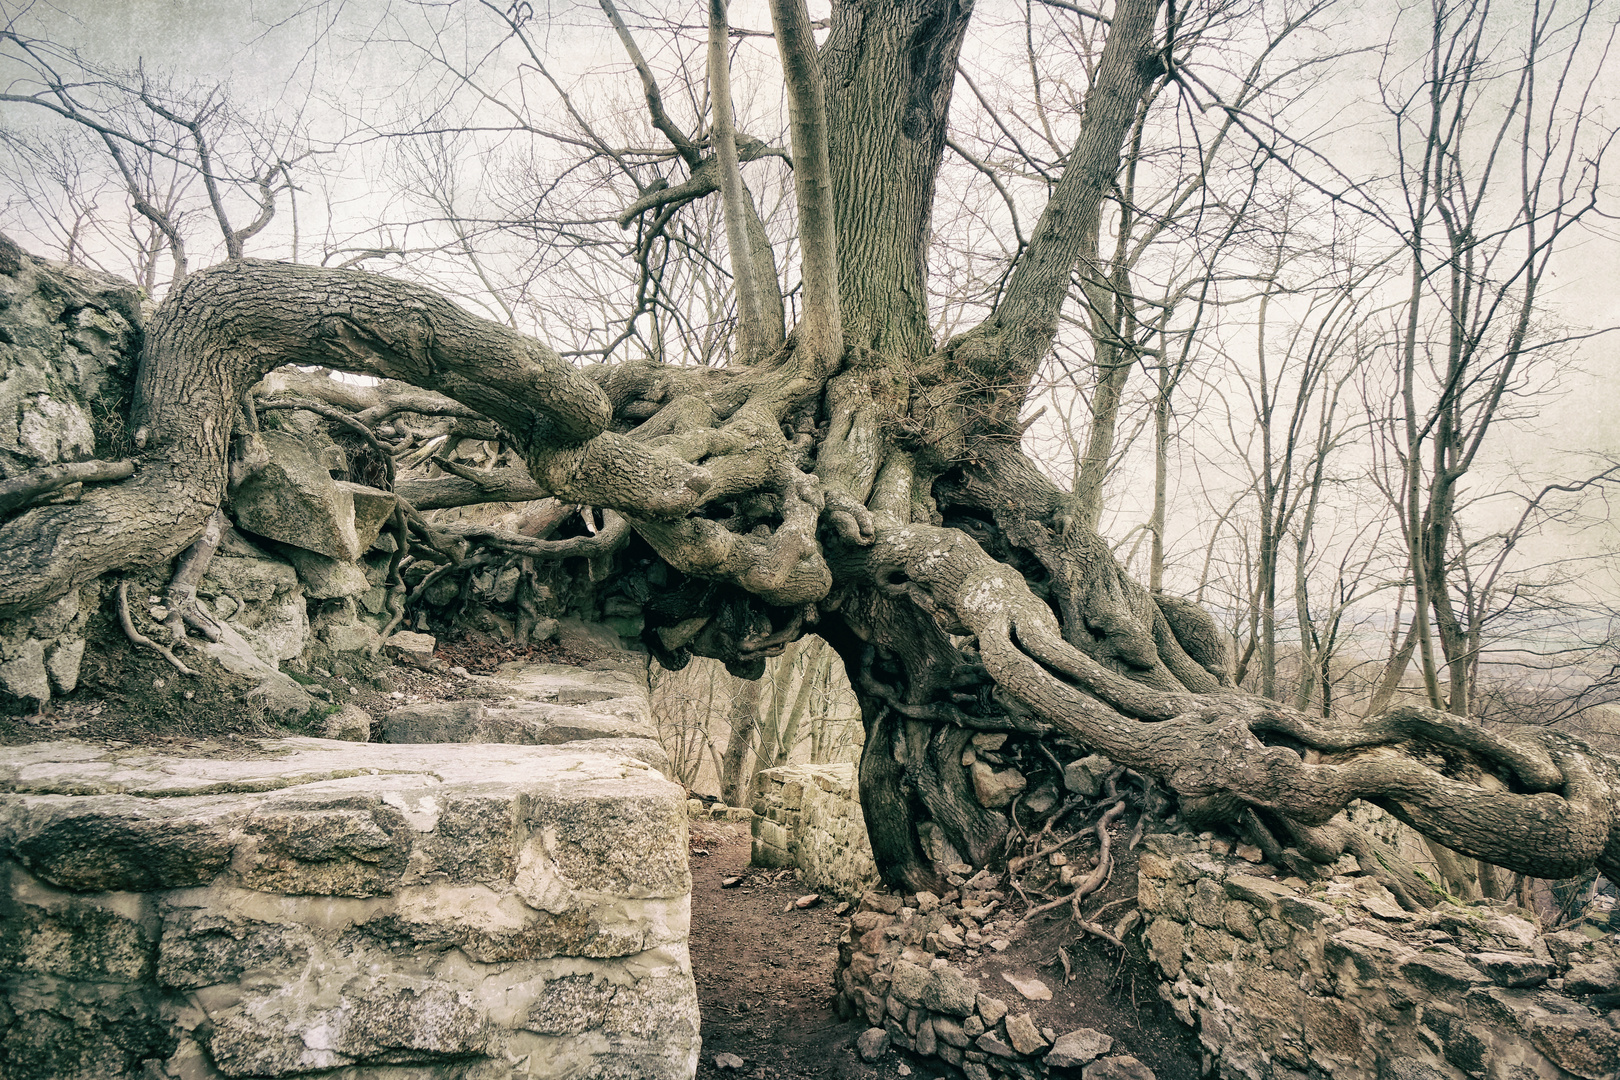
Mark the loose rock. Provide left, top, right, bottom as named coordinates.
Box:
left=1001, top=971, right=1053, bottom=1001
left=856, top=1027, right=890, bottom=1062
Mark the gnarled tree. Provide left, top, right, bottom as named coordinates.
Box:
left=3, top=0, right=1619, bottom=901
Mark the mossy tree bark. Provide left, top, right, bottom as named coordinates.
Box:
left=4, top=0, right=1620, bottom=897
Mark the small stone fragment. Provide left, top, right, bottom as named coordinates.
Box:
left=795, top=894, right=821, bottom=909
left=1005, top=1012, right=1046, bottom=1055
left=856, top=1027, right=890, bottom=1061
left=721, top=876, right=742, bottom=888
left=1001, top=971, right=1053, bottom=1001
left=976, top=994, right=1008, bottom=1026
left=714, top=1051, right=745, bottom=1069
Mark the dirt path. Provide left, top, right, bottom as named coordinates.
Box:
left=688, top=823, right=909, bottom=1080
left=685, top=820, right=1203, bottom=1080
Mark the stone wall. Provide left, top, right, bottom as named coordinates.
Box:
left=1138, top=833, right=1620, bottom=1080
left=750, top=763, right=879, bottom=900
left=0, top=718, right=699, bottom=1078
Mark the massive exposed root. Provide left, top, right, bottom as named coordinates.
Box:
left=5, top=255, right=1619, bottom=901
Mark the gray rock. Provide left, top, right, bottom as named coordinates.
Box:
left=1469, top=951, right=1553, bottom=987
left=922, top=966, right=980, bottom=1017
left=338, top=480, right=397, bottom=552
left=320, top=704, right=372, bottom=741
left=284, top=547, right=371, bottom=599
left=976, top=1030, right=1017, bottom=1058
left=1048, top=1027, right=1113, bottom=1067
left=1005, top=1012, right=1046, bottom=1055
left=555, top=617, right=626, bottom=660
left=714, top=1052, right=745, bottom=1069
left=1083, top=1055, right=1157, bottom=1080
left=932, top=1015, right=970, bottom=1047
left=977, top=993, right=1008, bottom=1026
left=0, top=734, right=699, bottom=1080
left=857, top=1026, right=890, bottom=1061
left=0, top=637, right=49, bottom=708
left=971, top=759, right=1027, bottom=808
left=44, top=637, right=85, bottom=693
left=1566, top=960, right=1620, bottom=995
left=890, top=960, right=931, bottom=1006
left=230, top=429, right=369, bottom=561
left=384, top=630, right=436, bottom=666
left=1063, top=754, right=1113, bottom=797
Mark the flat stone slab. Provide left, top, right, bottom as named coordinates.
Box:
left=0, top=737, right=699, bottom=1080
left=378, top=700, right=669, bottom=773
left=494, top=660, right=654, bottom=727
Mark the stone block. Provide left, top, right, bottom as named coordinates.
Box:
left=231, top=430, right=366, bottom=561
left=0, top=730, right=698, bottom=1080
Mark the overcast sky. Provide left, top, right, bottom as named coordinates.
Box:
left=12, top=0, right=1620, bottom=608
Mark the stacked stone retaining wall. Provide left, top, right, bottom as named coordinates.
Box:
left=1138, top=832, right=1620, bottom=1080
left=750, top=763, right=879, bottom=900
left=0, top=661, right=700, bottom=1080
left=788, top=765, right=1620, bottom=1080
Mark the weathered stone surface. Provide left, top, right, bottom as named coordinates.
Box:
left=1565, top=959, right=1620, bottom=995
left=283, top=546, right=371, bottom=599
left=320, top=704, right=372, bottom=741
left=890, top=959, right=931, bottom=1006
left=1001, top=971, right=1052, bottom=1001
left=384, top=630, right=436, bottom=666
left=1082, top=1055, right=1157, bottom=1080
left=922, top=966, right=979, bottom=1017
left=1137, top=831, right=1620, bottom=1080
left=857, top=1026, right=890, bottom=1061
left=1469, top=951, right=1553, bottom=987
left=0, top=714, right=699, bottom=1080
left=199, top=541, right=309, bottom=666
left=1004, top=1011, right=1046, bottom=1054
left=1063, top=754, right=1113, bottom=797
left=338, top=480, right=397, bottom=552
left=1048, top=1027, right=1113, bottom=1067
left=970, top=758, right=1026, bottom=808
left=751, top=763, right=878, bottom=899
left=231, top=429, right=367, bottom=561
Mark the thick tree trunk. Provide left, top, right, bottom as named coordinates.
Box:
left=8, top=0, right=1620, bottom=904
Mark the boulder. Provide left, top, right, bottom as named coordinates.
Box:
left=339, top=481, right=397, bottom=551
left=384, top=631, right=436, bottom=666
left=230, top=430, right=366, bottom=561
left=321, top=704, right=372, bottom=741
left=284, top=547, right=371, bottom=599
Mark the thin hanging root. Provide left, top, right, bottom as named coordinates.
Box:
left=1022, top=799, right=1127, bottom=924
left=118, top=581, right=194, bottom=676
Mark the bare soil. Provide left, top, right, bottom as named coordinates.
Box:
left=686, top=820, right=1203, bottom=1080
left=688, top=821, right=898, bottom=1079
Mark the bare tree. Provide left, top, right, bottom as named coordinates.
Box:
left=0, top=16, right=308, bottom=286
left=4, top=0, right=1620, bottom=903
